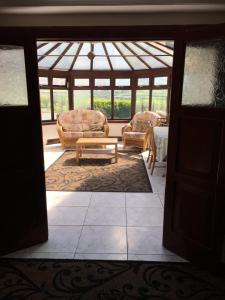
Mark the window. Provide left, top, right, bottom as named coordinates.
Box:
left=154, top=76, right=168, bottom=86
left=39, top=73, right=171, bottom=122
left=115, top=78, right=130, bottom=86
left=40, top=89, right=51, bottom=120
left=74, top=78, right=89, bottom=87
left=53, top=90, right=68, bottom=119
left=114, top=90, right=131, bottom=119
left=73, top=90, right=91, bottom=110
left=138, top=78, right=149, bottom=87
left=95, top=78, right=110, bottom=86
left=93, top=90, right=112, bottom=118
left=39, top=77, right=48, bottom=86
left=53, top=77, right=67, bottom=86
left=151, top=89, right=168, bottom=115
left=136, top=90, right=150, bottom=112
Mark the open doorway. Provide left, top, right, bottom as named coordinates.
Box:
left=3, top=39, right=183, bottom=262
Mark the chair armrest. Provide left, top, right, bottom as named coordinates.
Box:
left=103, top=124, right=109, bottom=137
left=121, top=124, right=132, bottom=135
left=56, top=120, right=64, bottom=138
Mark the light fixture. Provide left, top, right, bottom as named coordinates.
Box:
left=87, top=43, right=95, bottom=60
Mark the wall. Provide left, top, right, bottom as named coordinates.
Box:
left=0, top=12, right=225, bottom=27
left=42, top=122, right=125, bottom=141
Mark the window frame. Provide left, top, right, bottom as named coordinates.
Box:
left=38, top=69, right=172, bottom=124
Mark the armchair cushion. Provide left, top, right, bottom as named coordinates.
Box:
left=123, top=132, right=146, bottom=140
left=132, top=120, right=150, bottom=132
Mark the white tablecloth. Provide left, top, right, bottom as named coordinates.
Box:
left=153, top=126, right=169, bottom=162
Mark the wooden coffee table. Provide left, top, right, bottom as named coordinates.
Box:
left=76, top=138, right=118, bottom=165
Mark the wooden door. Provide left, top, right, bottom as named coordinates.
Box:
left=0, top=36, right=48, bottom=255
left=163, top=24, right=225, bottom=264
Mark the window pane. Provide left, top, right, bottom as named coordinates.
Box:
left=115, top=78, right=130, bottom=86
left=138, top=78, right=149, bottom=86
left=53, top=78, right=66, bottom=86
left=114, top=90, right=131, bottom=119
left=0, top=45, right=28, bottom=106
left=93, top=57, right=110, bottom=70
left=37, top=42, right=57, bottom=55
left=55, top=56, right=74, bottom=70
left=151, top=89, right=168, bottom=115
left=50, top=42, right=69, bottom=55
left=40, top=89, right=51, bottom=120
left=53, top=90, right=68, bottom=118
left=39, top=77, right=48, bottom=85
left=73, top=56, right=90, bottom=70
left=126, top=57, right=147, bottom=70
left=182, top=39, right=225, bottom=108
left=154, top=77, right=168, bottom=86
left=110, top=57, right=131, bottom=70
left=136, top=90, right=149, bottom=112
left=95, top=79, right=110, bottom=86
left=73, top=90, right=91, bottom=110
left=38, top=56, right=58, bottom=69
left=74, top=78, right=89, bottom=86
left=141, top=56, right=166, bottom=68
left=93, top=90, right=112, bottom=118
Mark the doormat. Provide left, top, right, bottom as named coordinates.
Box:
left=0, top=259, right=224, bottom=300
left=45, top=151, right=152, bottom=192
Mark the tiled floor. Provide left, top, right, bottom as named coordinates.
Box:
left=3, top=144, right=187, bottom=262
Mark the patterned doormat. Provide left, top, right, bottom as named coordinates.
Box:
left=0, top=259, right=225, bottom=300
left=45, top=151, right=152, bottom=192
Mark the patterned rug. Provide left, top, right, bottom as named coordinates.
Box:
left=45, top=151, right=152, bottom=192
left=0, top=259, right=225, bottom=300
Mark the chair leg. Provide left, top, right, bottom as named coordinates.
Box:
left=151, top=155, right=156, bottom=175
left=147, top=149, right=151, bottom=162
left=148, top=153, right=152, bottom=169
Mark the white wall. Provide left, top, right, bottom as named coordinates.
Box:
left=42, top=122, right=125, bottom=141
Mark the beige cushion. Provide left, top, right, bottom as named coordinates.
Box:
left=63, top=131, right=83, bottom=139
left=58, top=109, right=106, bottom=132
left=132, top=120, right=150, bottom=132
left=83, top=131, right=105, bottom=138
left=132, top=111, right=161, bottom=128
left=123, top=132, right=146, bottom=140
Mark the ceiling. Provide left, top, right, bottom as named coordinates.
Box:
left=37, top=40, right=174, bottom=71
left=1, top=0, right=225, bottom=14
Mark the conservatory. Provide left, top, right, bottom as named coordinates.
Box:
left=37, top=40, right=173, bottom=125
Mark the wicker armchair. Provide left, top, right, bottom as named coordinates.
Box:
left=121, top=111, right=161, bottom=150
left=57, top=109, right=109, bottom=149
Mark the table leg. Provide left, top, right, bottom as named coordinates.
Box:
left=76, top=145, right=80, bottom=165
left=115, top=143, right=118, bottom=163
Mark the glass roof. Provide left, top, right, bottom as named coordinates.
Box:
left=37, top=41, right=174, bottom=71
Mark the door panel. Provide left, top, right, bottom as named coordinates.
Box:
left=163, top=26, right=225, bottom=264
left=177, top=116, right=222, bottom=177
left=0, top=40, right=48, bottom=255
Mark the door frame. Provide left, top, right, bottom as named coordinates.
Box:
left=1, top=23, right=224, bottom=258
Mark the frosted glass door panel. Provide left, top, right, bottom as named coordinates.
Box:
left=0, top=45, right=28, bottom=106
left=182, top=39, right=225, bottom=108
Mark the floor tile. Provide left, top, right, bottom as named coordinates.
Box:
left=30, top=252, right=74, bottom=259
left=90, top=192, right=125, bottom=207
left=77, top=226, right=127, bottom=254
left=126, top=207, right=163, bottom=226
left=3, top=249, right=32, bottom=258
left=48, top=206, right=87, bottom=225
left=84, top=207, right=126, bottom=226
left=47, top=191, right=92, bottom=208
left=27, top=226, right=82, bottom=253
left=128, top=254, right=188, bottom=262
left=126, top=193, right=162, bottom=207
left=127, top=226, right=173, bottom=255
left=75, top=253, right=127, bottom=260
